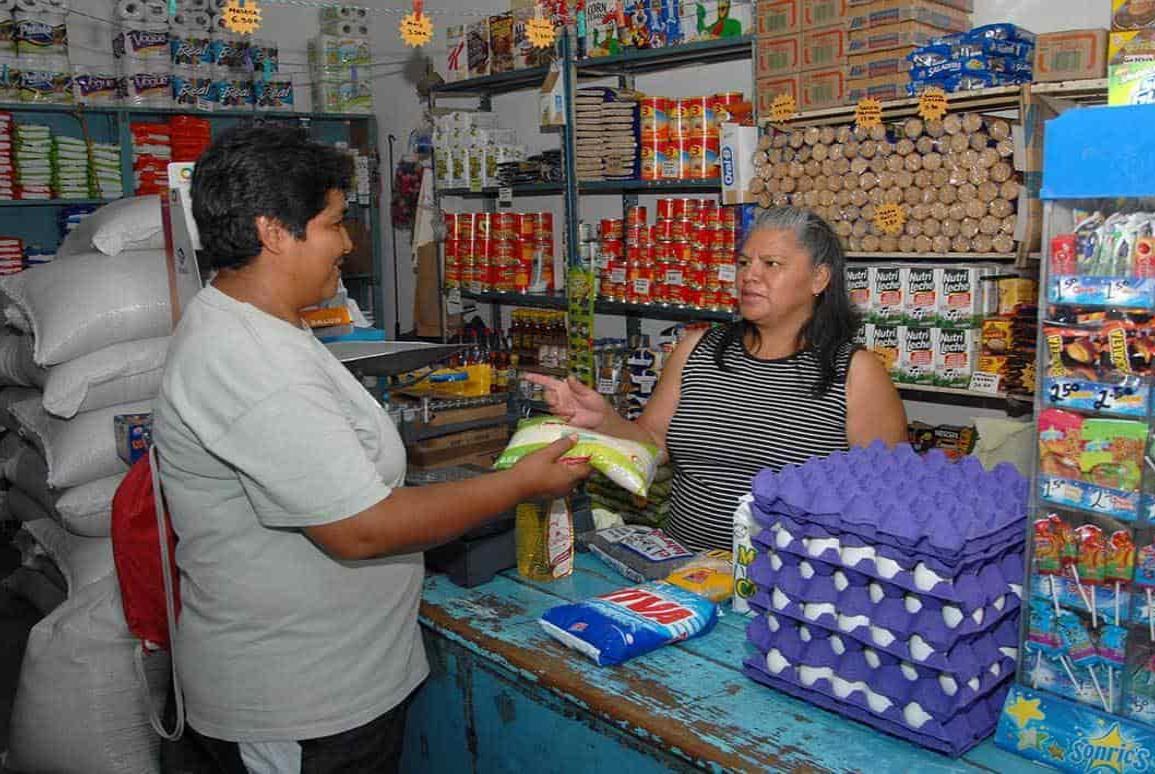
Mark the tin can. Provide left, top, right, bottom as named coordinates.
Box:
left=599, top=239, right=625, bottom=266
left=599, top=219, right=624, bottom=241
left=625, top=225, right=649, bottom=247
left=517, top=213, right=538, bottom=240
left=656, top=198, right=676, bottom=220
left=443, top=212, right=458, bottom=236
left=670, top=241, right=694, bottom=265
left=683, top=96, right=715, bottom=137
left=651, top=281, right=669, bottom=305
left=455, top=212, right=475, bottom=241
left=492, top=212, right=518, bottom=240
left=710, top=91, right=744, bottom=129
left=686, top=136, right=721, bottom=179
left=492, top=263, right=516, bottom=293
left=640, top=138, right=666, bottom=181
left=716, top=228, right=736, bottom=252
left=627, top=261, right=655, bottom=304
left=653, top=241, right=676, bottom=264
left=475, top=212, right=493, bottom=238
left=513, top=259, right=531, bottom=293
left=699, top=201, right=721, bottom=229
left=536, top=236, right=555, bottom=260
left=535, top=212, right=553, bottom=241
left=663, top=139, right=687, bottom=180
left=692, top=227, right=717, bottom=251
left=668, top=99, right=690, bottom=140
left=720, top=205, right=736, bottom=231
left=625, top=205, right=647, bottom=227
left=640, top=96, right=670, bottom=140
left=493, top=238, right=517, bottom=263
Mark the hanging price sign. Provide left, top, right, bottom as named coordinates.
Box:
left=873, top=203, right=907, bottom=236
left=222, top=0, right=261, bottom=34
left=917, top=88, right=949, bottom=121
left=526, top=9, right=556, bottom=48
left=855, top=98, right=883, bottom=130
left=769, top=93, right=798, bottom=123
left=400, top=0, right=433, bottom=47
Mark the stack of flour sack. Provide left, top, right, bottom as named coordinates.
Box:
left=0, top=195, right=173, bottom=774
left=743, top=442, right=1027, bottom=757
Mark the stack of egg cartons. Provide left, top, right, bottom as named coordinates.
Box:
left=743, top=442, right=1027, bottom=756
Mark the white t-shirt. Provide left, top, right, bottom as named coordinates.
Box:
left=153, top=285, right=427, bottom=742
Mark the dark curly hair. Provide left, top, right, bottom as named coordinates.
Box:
left=714, top=206, right=859, bottom=397
left=190, top=125, right=353, bottom=270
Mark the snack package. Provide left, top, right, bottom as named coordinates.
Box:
left=495, top=416, right=660, bottom=497
left=666, top=549, right=734, bottom=602
left=583, top=525, right=694, bottom=583
left=539, top=580, right=718, bottom=666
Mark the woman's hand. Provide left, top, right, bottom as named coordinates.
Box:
left=513, top=436, right=593, bottom=499
left=522, top=374, right=609, bottom=429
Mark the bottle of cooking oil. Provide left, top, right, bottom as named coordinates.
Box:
left=515, top=497, right=573, bottom=581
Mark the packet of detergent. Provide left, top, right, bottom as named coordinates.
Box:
left=540, top=580, right=717, bottom=666
left=495, top=416, right=659, bottom=497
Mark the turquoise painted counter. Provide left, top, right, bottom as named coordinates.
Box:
left=402, top=554, right=1050, bottom=773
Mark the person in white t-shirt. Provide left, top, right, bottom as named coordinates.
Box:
left=152, top=126, right=590, bottom=774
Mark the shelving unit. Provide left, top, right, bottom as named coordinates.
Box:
left=0, top=102, right=384, bottom=323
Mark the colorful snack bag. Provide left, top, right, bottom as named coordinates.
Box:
left=539, top=581, right=718, bottom=666
left=666, top=550, right=734, bottom=603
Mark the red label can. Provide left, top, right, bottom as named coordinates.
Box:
left=599, top=218, right=624, bottom=241
left=492, top=212, right=518, bottom=240
left=474, top=213, right=493, bottom=238
left=625, top=205, right=648, bottom=227
left=455, top=212, right=475, bottom=241
left=535, top=212, right=553, bottom=241
left=625, top=224, right=649, bottom=247
left=693, top=227, right=717, bottom=250
left=493, top=239, right=517, bottom=263
left=517, top=213, right=538, bottom=240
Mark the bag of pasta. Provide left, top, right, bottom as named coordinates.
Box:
left=495, top=416, right=659, bottom=497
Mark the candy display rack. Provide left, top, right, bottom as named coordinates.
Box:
left=996, top=104, right=1155, bottom=770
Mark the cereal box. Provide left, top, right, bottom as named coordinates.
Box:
left=869, top=265, right=904, bottom=324
left=489, top=13, right=514, bottom=74
left=467, top=19, right=491, bottom=79
left=446, top=26, right=467, bottom=82
left=903, top=265, right=939, bottom=327
left=846, top=265, right=871, bottom=317
left=899, top=325, right=937, bottom=384
left=871, top=323, right=901, bottom=379
left=938, top=266, right=989, bottom=329
left=935, top=328, right=977, bottom=388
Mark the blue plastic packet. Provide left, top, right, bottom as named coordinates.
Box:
left=539, top=581, right=718, bottom=666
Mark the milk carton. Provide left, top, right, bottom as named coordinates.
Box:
left=904, top=265, right=940, bottom=327
left=869, top=265, right=904, bottom=324
left=938, top=266, right=986, bottom=329
left=935, top=328, right=978, bottom=388
left=846, top=265, right=871, bottom=319
left=899, top=325, right=937, bottom=384
left=870, top=323, right=901, bottom=380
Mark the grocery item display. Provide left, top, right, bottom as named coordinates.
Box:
left=906, top=24, right=1036, bottom=96
left=433, top=110, right=528, bottom=191
left=749, top=113, right=1022, bottom=255
left=443, top=211, right=556, bottom=295
left=743, top=442, right=1028, bottom=756
left=577, top=0, right=751, bottom=59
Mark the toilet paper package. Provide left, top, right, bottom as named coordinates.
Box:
left=253, top=78, right=292, bottom=110
left=119, top=63, right=171, bottom=107
left=312, top=34, right=370, bottom=67
left=18, top=55, right=70, bottom=103
left=113, top=23, right=169, bottom=61
left=0, top=11, right=15, bottom=55
left=14, top=10, right=66, bottom=58
left=171, top=67, right=214, bottom=110
left=169, top=29, right=211, bottom=68
left=72, top=69, right=120, bottom=104
left=213, top=75, right=252, bottom=108
left=312, top=78, right=371, bottom=114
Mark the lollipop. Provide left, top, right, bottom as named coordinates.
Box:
left=1034, top=516, right=1064, bottom=575
left=1028, top=598, right=1063, bottom=689
left=1098, top=624, right=1128, bottom=711
left=1059, top=610, right=1109, bottom=710
left=1076, top=524, right=1107, bottom=627
left=1106, top=530, right=1135, bottom=625
left=1136, top=542, right=1155, bottom=639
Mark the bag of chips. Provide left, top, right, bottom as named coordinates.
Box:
left=539, top=581, right=717, bottom=666
left=495, top=416, right=659, bottom=497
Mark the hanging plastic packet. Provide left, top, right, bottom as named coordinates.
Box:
left=1074, top=211, right=1105, bottom=276
left=539, top=580, right=718, bottom=666
left=583, top=524, right=694, bottom=583
left=495, top=416, right=659, bottom=497
left=666, top=549, right=734, bottom=603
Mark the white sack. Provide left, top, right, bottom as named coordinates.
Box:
left=0, top=387, right=39, bottom=433
left=56, top=194, right=165, bottom=257
left=20, top=512, right=115, bottom=593
left=44, top=337, right=169, bottom=419
left=0, top=333, right=46, bottom=388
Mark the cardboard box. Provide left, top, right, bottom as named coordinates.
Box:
left=849, top=0, right=973, bottom=10
left=756, top=34, right=803, bottom=78
left=1034, top=29, right=1108, bottom=81
left=802, top=0, right=849, bottom=30
left=869, top=265, right=904, bottom=323
left=849, top=21, right=946, bottom=54
left=870, top=323, right=902, bottom=378
left=848, top=73, right=910, bottom=102
left=1109, top=30, right=1155, bottom=105
left=489, top=13, right=514, bottom=74
left=757, top=0, right=801, bottom=36
left=407, top=439, right=509, bottom=470
left=903, top=265, right=940, bottom=327
left=938, top=266, right=991, bottom=329
left=410, top=425, right=510, bottom=456
left=756, top=75, right=801, bottom=115
left=899, top=325, right=937, bottom=384
left=1114, top=0, right=1155, bottom=30
left=800, top=67, right=849, bottom=108
left=721, top=123, right=760, bottom=204
left=466, top=19, right=491, bottom=78
left=397, top=399, right=508, bottom=429
left=446, top=25, right=466, bottom=82
left=849, top=47, right=914, bottom=79
left=935, top=328, right=978, bottom=388
left=846, top=265, right=871, bottom=317
left=802, top=27, right=849, bottom=71
left=848, top=0, right=971, bottom=33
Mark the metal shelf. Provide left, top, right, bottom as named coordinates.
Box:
left=401, top=413, right=517, bottom=444
left=575, top=35, right=753, bottom=76
left=594, top=299, right=734, bottom=323
left=460, top=290, right=569, bottom=310
left=439, top=182, right=565, bottom=197
left=0, top=101, right=374, bottom=121
left=845, top=252, right=1028, bottom=262
left=578, top=179, right=721, bottom=194
left=430, top=66, right=552, bottom=96
left=0, top=198, right=117, bottom=207
left=897, top=383, right=1009, bottom=400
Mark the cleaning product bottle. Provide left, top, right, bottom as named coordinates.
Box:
left=516, top=497, right=574, bottom=581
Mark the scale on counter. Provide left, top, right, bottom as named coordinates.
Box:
left=162, top=162, right=461, bottom=377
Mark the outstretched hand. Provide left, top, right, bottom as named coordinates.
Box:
left=522, top=373, right=609, bottom=429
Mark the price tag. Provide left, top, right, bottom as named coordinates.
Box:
left=873, top=203, right=907, bottom=236
left=498, top=186, right=514, bottom=206
left=968, top=371, right=1002, bottom=395
left=666, top=269, right=684, bottom=285
left=469, top=281, right=483, bottom=294
left=610, top=267, right=627, bottom=284
left=596, top=378, right=616, bottom=394
left=917, top=88, right=949, bottom=121
left=1087, top=489, right=1115, bottom=514
left=447, top=288, right=462, bottom=305
left=633, top=279, right=651, bottom=296
left=1041, top=477, right=1065, bottom=500
left=769, top=93, right=798, bottom=123
left=855, top=98, right=883, bottom=131
left=717, top=265, right=737, bottom=283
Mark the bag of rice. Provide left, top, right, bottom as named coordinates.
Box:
left=495, top=416, right=658, bottom=497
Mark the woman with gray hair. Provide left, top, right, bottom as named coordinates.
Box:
left=528, top=207, right=907, bottom=551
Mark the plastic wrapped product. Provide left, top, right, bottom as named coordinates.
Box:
left=667, top=550, right=734, bottom=602
left=539, top=580, right=718, bottom=666
left=495, top=416, right=659, bottom=497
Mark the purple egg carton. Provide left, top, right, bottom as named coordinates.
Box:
left=742, top=659, right=1011, bottom=758
left=748, top=550, right=1021, bottom=649
left=746, top=614, right=1014, bottom=720
left=753, top=525, right=1024, bottom=610
left=750, top=443, right=1028, bottom=560
left=757, top=508, right=1024, bottom=578
left=747, top=588, right=1020, bottom=679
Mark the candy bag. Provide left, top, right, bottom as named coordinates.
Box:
left=495, top=416, right=659, bottom=497
left=539, top=581, right=718, bottom=666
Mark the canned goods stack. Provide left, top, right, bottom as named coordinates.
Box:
left=639, top=92, right=748, bottom=182
left=443, top=211, right=556, bottom=294
left=584, top=198, right=740, bottom=313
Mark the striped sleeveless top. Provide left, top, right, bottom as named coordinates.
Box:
left=664, top=327, right=856, bottom=551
